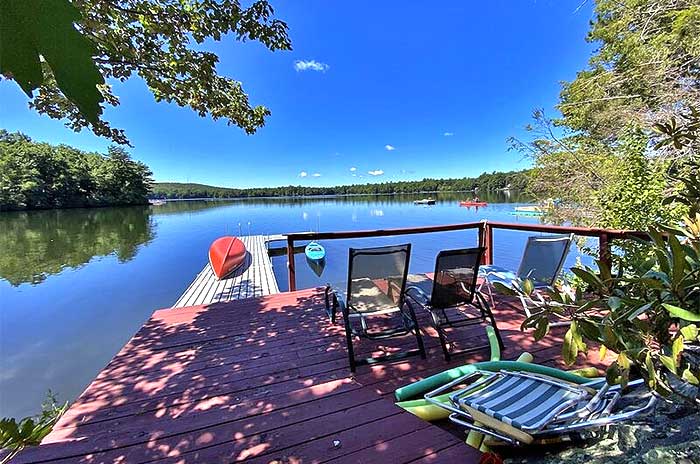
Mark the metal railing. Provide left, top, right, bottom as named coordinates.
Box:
left=283, top=220, right=648, bottom=292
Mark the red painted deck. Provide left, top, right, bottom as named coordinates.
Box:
left=13, top=282, right=606, bottom=463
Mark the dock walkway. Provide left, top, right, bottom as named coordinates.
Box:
left=14, top=282, right=606, bottom=463
left=173, top=234, right=284, bottom=308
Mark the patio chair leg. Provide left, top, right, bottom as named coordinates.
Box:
left=437, top=326, right=451, bottom=362
left=341, top=306, right=357, bottom=373
left=405, top=303, right=426, bottom=360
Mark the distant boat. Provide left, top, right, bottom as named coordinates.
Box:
left=510, top=210, right=544, bottom=217
left=414, top=198, right=436, bottom=205
left=514, top=205, right=542, bottom=212
left=209, top=236, right=247, bottom=279
left=149, top=199, right=166, bottom=206
left=305, top=241, right=326, bottom=261
left=459, top=201, right=488, bottom=207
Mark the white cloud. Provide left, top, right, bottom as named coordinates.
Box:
left=443, top=132, right=454, bottom=136
left=384, top=144, right=395, bottom=151
left=294, top=60, right=329, bottom=72
left=312, top=173, right=321, bottom=177
left=368, top=169, right=384, bottom=176
left=299, top=171, right=308, bottom=178
left=350, top=167, right=357, bottom=172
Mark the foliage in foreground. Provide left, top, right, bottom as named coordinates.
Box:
left=152, top=170, right=529, bottom=199
left=499, top=216, right=700, bottom=405
left=0, top=130, right=152, bottom=211
left=0, top=0, right=292, bottom=145
left=0, top=392, right=68, bottom=463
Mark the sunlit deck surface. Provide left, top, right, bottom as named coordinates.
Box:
left=15, top=279, right=606, bottom=463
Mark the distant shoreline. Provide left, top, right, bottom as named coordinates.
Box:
left=151, top=189, right=515, bottom=202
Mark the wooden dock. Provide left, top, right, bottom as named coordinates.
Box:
left=173, top=234, right=284, bottom=308
left=14, top=281, right=607, bottom=463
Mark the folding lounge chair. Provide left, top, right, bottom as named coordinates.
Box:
left=325, top=244, right=426, bottom=372
left=480, top=234, right=575, bottom=319
left=404, top=247, right=504, bottom=361
left=424, top=369, right=657, bottom=446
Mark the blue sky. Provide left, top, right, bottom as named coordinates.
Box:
left=0, top=1, right=594, bottom=188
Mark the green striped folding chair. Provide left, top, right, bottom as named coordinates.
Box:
left=424, top=369, right=657, bottom=446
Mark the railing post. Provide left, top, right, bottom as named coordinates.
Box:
left=286, top=235, right=296, bottom=292
left=479, top=221, right=493, bottom=265
left=598, top=232, right=611, bottom=270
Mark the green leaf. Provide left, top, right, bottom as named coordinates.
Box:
left=682, top=368, right=700, bottom=385
left=533, top=317, right=549, bottom=341
left=522, top=278, right=535, bottom=295
left=645, top=352, right=656, bottom=389
left=663, top=303, right=700, bottom=322
left=617, top=351, right=631, bottom=370
left=563, top=321, right=579, bottom=365
left=680, top=324, right=699, bottom=341
left=668, top=234, right=687, bottom=287
left=672, top=335, right=684, bottom=361
left=571, top=267, right=603, bottom=290
left=0, top=0, right=104, bottom=123
left=659, top=354, right=677, bottom=374
left=492, top=282, right=516, bottom=296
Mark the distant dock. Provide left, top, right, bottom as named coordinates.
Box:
left=173, top=234, right=284, bottom=307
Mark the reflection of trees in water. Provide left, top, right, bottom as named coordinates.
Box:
left=0, top=206, right=155, bottom=286
left=152, top=191, right=532, bottom=211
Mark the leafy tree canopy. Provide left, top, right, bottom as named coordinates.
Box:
left=0, top=130, right=153, bottom=210
left=0, top=0, right=291, bottom=145
left=511, top=0, right=700, bottom=230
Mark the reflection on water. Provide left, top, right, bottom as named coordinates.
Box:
left=306, top=256, right=326, bottom=277
left=0, top=207, right=155, bottom=286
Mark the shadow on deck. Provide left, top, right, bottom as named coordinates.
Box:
left=12, top=284, right=607, bottom=463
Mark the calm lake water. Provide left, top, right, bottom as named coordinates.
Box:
left=0, top=192, right=588, bottom=418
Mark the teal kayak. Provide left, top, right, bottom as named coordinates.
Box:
left=305, top=241, right=325, bottom=261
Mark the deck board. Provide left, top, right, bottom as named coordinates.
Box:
left=173, top=235, right=280, bottom=308
left=15, top=283, right=607, bottom=463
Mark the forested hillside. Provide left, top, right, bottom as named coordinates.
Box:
left=0, top=131, right=152, bottom=211
left=152, top=170, right=529, bottom=199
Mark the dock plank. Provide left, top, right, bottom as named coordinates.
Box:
left=173, top=234, right=280, bottom=307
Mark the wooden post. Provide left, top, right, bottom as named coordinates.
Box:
left=598, top=232, right=611, bottom=270
left=479, top=221, right=493, bottom=265
left=286, top=235, right=296, bottom=292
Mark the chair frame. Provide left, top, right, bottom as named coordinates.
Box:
left=405, top=247, right=504, bottom=361
left=325, top=244, right=426, bottom=372
left=481, top=233, right=574, bottom=321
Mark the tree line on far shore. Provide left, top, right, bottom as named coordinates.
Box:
left=0, top=129, right=528, bottom=210
left=0, top=131, right=152, bottom=211
left=151, top=170, right=529, bottom=200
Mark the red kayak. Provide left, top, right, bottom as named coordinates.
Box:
left=209, top=236, right=247, bottom=279
left=460, top=201, right=488, bottom=207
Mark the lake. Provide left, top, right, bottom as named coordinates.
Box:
left=0, top=192, right=588, bottom=419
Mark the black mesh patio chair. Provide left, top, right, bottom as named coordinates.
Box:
left=404, top=247, right=504, bottom=361
left=324, top=244, right=426, bottom=372
left=480, top=234, right=574, bottom=321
